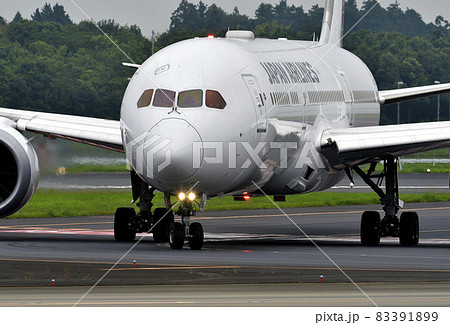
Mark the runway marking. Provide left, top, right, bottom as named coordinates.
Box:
left=0, top=221, right=113, bottom=229
left=197, top=205, right=450, bottom=221
left=332, top=185, right=450, bottom=190
left=104, top=265, right=450, bottom=273
left=1, top=203, right=449, bottom=228
left=421, top=229, right=450, bottom=233
left=2, top=228, right=450, bottom=246
left=0, top=229, right=115, bottom=236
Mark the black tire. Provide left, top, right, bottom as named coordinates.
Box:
left=188, top=222, right=204, bottom=250
left=399, top=212, right=419, bottom=246
left=152, top=208, right=174, bottom=243
left=169, top=222, right=185, bottom=250
left=360, top=211, right=380, bottom=246
left=114, top=207, right=136, bottom=241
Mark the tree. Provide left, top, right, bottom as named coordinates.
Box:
left=254, top=21, right=293, bottom=39
left=400, top=57, right=427, bottom=87
left=31, top=9, right=42, bottom=23
left=255, top=3, right=274, bottom=24
left=274, top=0, right=295, bottom=25
left=204, top=4, right=226, bottom=31
left=345, top=0, right=360, bottom=31
left=12, top=12, right=23, bottom=23
left=170, top=0, right=200, bottom=30
left=52, top=3, right=73, bottom=25
left=0, top=16, right=7, bottom=26
left=375, top=52, right=401, bottom=89
left=361, top=0, right=380, bottom=12
left=32, top=3, right=72, bottom=25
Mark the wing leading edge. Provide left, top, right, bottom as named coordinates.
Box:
left=379, top=83, right=450, bottom=105
left=320, top=121, right=450, bottom=168
left=0, top=108, right=123, bottom=152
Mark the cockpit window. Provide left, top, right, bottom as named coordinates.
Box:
left=178, top=90, right=203, bottom=108
left=153, top=89, right=176, bottom=108
left=206, top=90, right=227, bottom=109
left=137, top=89, right=154, bottom=108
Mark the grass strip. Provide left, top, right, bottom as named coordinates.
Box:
left=49, top=162, right=450, bottom=175
left=8, top=190, right=450, bottom=219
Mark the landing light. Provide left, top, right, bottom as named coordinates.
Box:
left=207, top=35, right=215, bottom=39
left=178, top=192, right=196, bottom=201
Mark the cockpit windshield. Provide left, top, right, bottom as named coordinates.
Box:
left=137, top=89, right=153, bottom=108
left=178, top=90, right=203, bottom=108
left=153, top=89, right=176, bottom=107
left=206, top=90, right=227, bottom=109
left=137, top=88, right=226, bottom=110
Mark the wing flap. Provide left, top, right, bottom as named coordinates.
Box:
left=320, top=121, right=450, bottom=167
left=0, top=108, right=123, bottom=152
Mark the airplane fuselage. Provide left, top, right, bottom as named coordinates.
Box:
left=120, top=34, right=380, bottom=198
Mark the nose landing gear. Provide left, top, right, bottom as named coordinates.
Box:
left=113, top=171, right=205, bottom=250
left=169, top=196, right=204, bottom=250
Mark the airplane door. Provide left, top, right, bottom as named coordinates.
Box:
left=336, top=69, right=354, bottom=126
left=242, top=74, right=267, bottom=133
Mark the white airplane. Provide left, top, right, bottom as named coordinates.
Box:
left=1, top=0, right=449, bottom=250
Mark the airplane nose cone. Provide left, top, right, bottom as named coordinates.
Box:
left=144, top=118, right=202, bottom=182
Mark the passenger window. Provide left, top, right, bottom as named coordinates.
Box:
left=178, top=90, right=203, bottom=108
left=153, top=89, right=176, bottom=108
left=206, top=90, right=227, bottom=109
left=137, top=89, right=154, bottom=108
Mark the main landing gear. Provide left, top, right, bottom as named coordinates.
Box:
left=113, top=171, right=204, bottom=250
left=352, top=156, right=419, bottom=246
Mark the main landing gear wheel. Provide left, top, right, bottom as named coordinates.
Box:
left=188, top=222, right=204, bottom=250
left=360, top=211, right=380, bottom=246
left=353, top=157, right=420, bottom=246
left=399, top=212, right=419, bottom=246
left=169, top=222, right=185, bottom=250
left=152, top=208, right=174, bottom=243
left=114, top=207, right=136, bottom=241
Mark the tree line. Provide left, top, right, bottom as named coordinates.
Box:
left=0, top=1, right=449, bottom=124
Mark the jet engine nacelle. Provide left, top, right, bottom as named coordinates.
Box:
left=0, top=119, right=39, bottom=218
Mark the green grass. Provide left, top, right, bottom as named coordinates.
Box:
left=360, top=162, right=450, bottom=174
left=405, top=148, right=450, bottom=159
left=66, top=164, right=128, bottom=173
left=8, top=190, right=450, bottom=219
left=398, top=163, right=450, bottom=174
left=51, top=164, right=128, bottom=174
left=55, top=161, right=450, bottom=175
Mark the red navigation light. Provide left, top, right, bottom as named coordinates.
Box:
left=207, top=35, right=215, bottom=39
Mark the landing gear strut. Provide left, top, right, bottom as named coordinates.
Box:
left=114, top=171, right=205, bottom=250
left=114, top=171, right=173, bottom=243
left=352, top=156, right=419, bottom=246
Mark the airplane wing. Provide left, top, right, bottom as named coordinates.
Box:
left=320, top=83, right=450, bottom=168
left=320, top=121, right=450, bottom=168
left=0, top=107, right=123, bottom=152
left=379, top=83, right=450, bottom=105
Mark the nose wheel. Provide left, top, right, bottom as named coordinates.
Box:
left=168, top=195, right=205, bottom=250
left=188, top=222, right=204, bottom=250
left=169, top=222, right=204, bottom=250
left=169, top=222, right=185, bottom=249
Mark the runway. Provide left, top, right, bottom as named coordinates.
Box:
left=0, top=202, right=449, bottom=306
